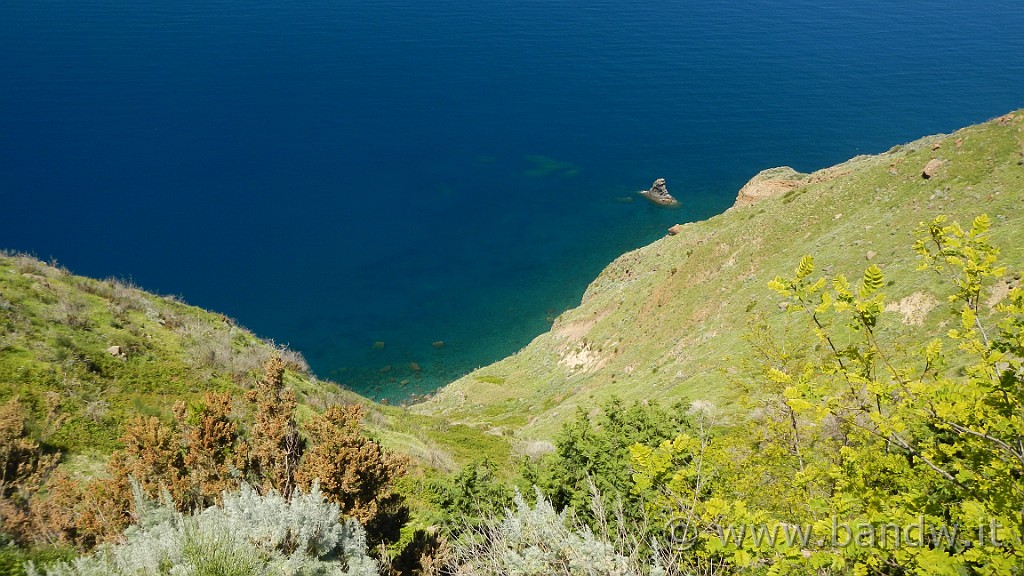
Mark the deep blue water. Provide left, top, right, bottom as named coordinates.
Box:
left=3, top=1, right=1023, bottom=401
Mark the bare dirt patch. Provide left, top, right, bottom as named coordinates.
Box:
left=554, top=310, right=613, bottom=373
left=885, top=291, right=939, bottom=325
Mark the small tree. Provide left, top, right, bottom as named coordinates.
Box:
left=633, top=215, right=1024, bottom=574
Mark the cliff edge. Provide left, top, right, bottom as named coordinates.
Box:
left=415, top=111, right=1024, bottom=439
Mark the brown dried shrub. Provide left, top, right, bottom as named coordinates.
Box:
left=176, top=392, right=242, bottom=509
left=33, top=391, right=246, bottom=548
left=0, top=398, right=60, bottom=544
left=244, top=357, right=304, bottom=497
left=294, top=403, right=409, bottom=547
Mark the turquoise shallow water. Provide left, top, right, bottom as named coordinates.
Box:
left=2, top=1, right=1023, bottom=401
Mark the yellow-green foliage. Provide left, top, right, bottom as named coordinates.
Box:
left=632, top=217, right=1024, bottom=574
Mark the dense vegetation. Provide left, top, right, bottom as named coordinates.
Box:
left=632, top=215, right=1024, bottom=574
left=2, top=113, right=1023, bottom=575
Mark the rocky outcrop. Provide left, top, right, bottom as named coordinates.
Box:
left=639, top=178, right=678, bottom=206
left=733, top=166, right=808, bottom=207
left=922, top=158, right=943, bottom=179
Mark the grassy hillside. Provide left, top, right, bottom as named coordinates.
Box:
left=3, top=111, right=1021, bottom=473
left=0, top=254, right=507, bottom=473
left=415, top=111, right=1024, bottom=439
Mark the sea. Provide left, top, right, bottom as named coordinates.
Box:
left=2, top=0, right=1022, bottom=402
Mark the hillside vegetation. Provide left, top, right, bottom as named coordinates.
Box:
left=416, top=111, right=1024, bottom=439
left=0, top=250, right=508, bottom=463
left=3, top=111, right=1023, bottom=575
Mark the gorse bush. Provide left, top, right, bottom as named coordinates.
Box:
left=245, top=356, right=304, bottom=498
left=20, top=357, right=408, bottom=556
left=26, top=482, right=378, bottom=576
left=0, top=398, right=60, bottom=545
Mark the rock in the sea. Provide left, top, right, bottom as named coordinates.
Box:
left=733, top=166, right=808, bottom=207
left=639, top=178, right=678, bottom=206
left=432, top=341, right=446, bottom=349
left=922, top=158, right=943, bottom=179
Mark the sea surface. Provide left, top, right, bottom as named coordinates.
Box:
left=2, top=1, right=1023, bottom=401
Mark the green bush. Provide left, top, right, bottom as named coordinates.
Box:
left=527, top=398, right=689, bottom=531
left=427, top=459, right=515, bottom=531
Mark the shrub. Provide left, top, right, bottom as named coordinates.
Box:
left=33, top=391, right=245, bottom=548
left=450, top=489, right=659, bottom=576
left=26, top=482, right=378, bottom=576
left=245, top=357, right=304, bottom=497
left=527, top=398, right=689, bottom=533
left=426, top=459, right=514, bottom=532
left=0, top=398, right=60, bottom=545
left=0, top=545, right=74, bottom=576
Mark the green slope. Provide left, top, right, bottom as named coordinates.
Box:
left=3, top=111, right=1021, bottom=473
left=0, top=254, right=507, bottom=473
left=415, top=110, right=1024, bottom=440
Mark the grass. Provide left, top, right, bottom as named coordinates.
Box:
left=0, top=253, right=503, bottom=478
left=414, top=110, right=1024, bottom=440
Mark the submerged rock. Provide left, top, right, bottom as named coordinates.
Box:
left=639, top=178, right=678, bottom=206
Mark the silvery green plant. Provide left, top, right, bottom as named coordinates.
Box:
left=452, top=488, right=662, bottom=576
left=26, top=481, right=377, bottom=576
